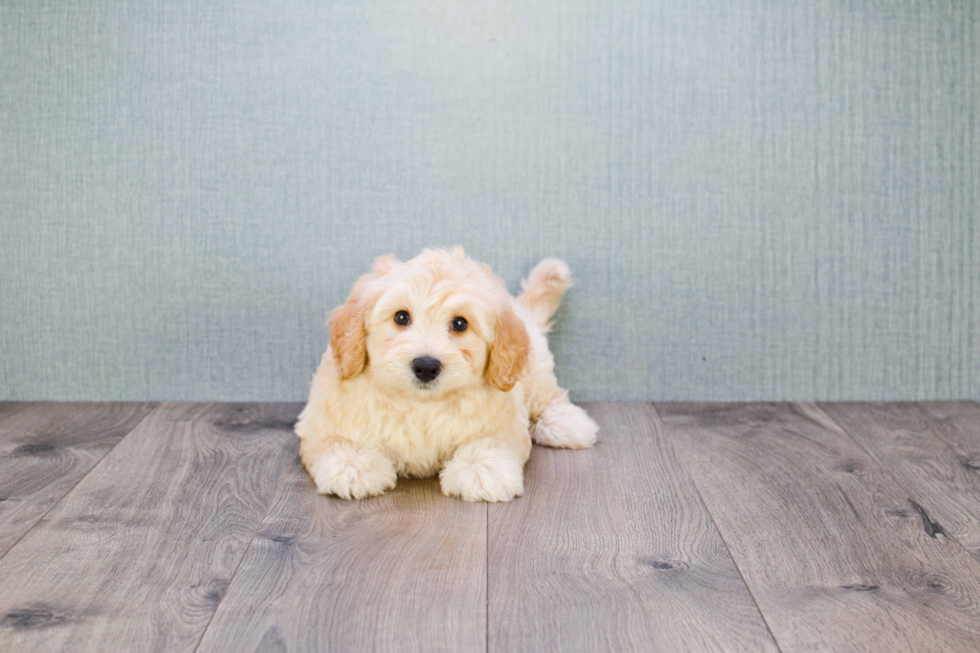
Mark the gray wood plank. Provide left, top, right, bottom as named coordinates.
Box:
left=488, top=403, right=778, bottom=653
left=0, top=402, right=157, bottom=558
left=0, top=402, right=32, bottom=421
left=658, top=402, right=980, bottom=652
left=821, top=402, right=980, bottom=563
left=0, top=402, right=300, bottom=652
left=921, top=401, right=980, bottom=470
left=196, top=466, right=487, bottom=653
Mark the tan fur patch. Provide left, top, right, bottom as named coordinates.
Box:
left=328, top=272, right=378, bottom=380
left=485, top=308, right=531, bottom=392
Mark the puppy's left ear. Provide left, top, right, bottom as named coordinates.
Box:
left=485, top=307, right=531, bottom=392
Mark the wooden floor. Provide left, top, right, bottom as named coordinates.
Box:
left=2, top=402, right=980, bottom=651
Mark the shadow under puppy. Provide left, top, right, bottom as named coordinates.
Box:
left=296, top=247, right=598, bottom=502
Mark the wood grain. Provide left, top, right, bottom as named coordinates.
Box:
left=658, top=402, right=980, bottom=652
left=488, top=403, right=778, bottom=652
left=0, top=403, right=300, bottom=652
left=196, top=466, right=487, bottom=653
left=921, top=402, right=980, bottom=474
left=821, top=402, right=980, bottom=563
left=0, top=402, right=156, bottom=558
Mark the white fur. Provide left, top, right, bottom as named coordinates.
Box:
left=531, top=397, right=599, bottom=449
left=440, top=438, right=525, bottom=502
left=311, top=442, right=397, bottom=499
left=295, top=248, right=597, bottom=502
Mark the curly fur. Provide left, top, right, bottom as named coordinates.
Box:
left=295, top=247, right=597, bottom=502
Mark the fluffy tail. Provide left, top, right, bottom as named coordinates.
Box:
left=517, top=258, right=572, bottom=333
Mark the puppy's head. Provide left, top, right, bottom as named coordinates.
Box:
left=328, top=247, right=530, bottom=397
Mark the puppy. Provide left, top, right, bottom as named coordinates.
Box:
left=295, top=247, right=598, bottom=502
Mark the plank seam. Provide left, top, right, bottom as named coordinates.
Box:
left=485, top=502, right=489, bottom=653
left=814, top=402, right=980, bottom=574
left=0, top=402, right=159, bottom=562
left=649, top=402, right=785, bottom=653
left=193, top=450, right=297, bottom=653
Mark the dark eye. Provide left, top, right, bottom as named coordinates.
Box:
left=450, top=316, right=468, bottom=332
left=394, top=310, right=411, bottom=326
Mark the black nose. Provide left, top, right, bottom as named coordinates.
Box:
left=411, top=356, right=442, bottom=383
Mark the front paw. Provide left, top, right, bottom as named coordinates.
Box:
left=440, top=444, right=524, bottom=503
left=311, top=446, right=397, bottom=500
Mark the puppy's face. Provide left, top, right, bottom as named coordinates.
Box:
left=328, top=248, right=530, bottom=398
left=366, top=278, right=490, bottom=396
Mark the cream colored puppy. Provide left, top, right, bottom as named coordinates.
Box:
left=295, top=247, right=597, bottom=502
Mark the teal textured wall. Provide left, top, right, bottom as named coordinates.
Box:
left=2, top=0, right=978, bottom=401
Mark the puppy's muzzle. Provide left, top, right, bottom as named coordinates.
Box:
left=411, top=356, right=442, bottom=383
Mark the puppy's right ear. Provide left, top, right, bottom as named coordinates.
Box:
left=328, top=288, right=368, bottom=381
left=327, top=256, right=398, bottom=381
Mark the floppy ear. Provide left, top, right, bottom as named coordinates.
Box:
left=485, top=307, right=531, bottom=392
left=327, top=255, right=398, bottom=380
left=328, top=290, right=368, bottom=381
